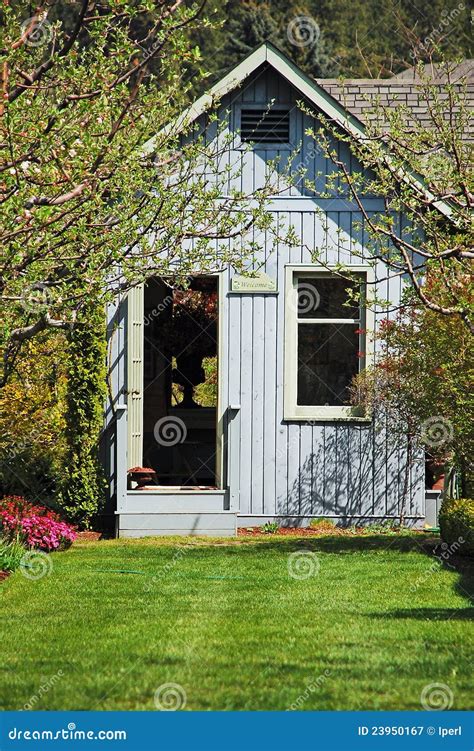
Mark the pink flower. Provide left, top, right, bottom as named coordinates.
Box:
left=0, top=495, right=76, bottom=551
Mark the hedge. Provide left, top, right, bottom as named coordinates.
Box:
left=439, top=497, right=474, bottom=556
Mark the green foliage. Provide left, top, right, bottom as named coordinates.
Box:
left=439, top=497, right=474, bottom=556
left=0, top=538, right=25, bottom=573
left=0, top=333, right=67, bottom=501
left=230, top=1, right=338, bottom=77
left=262, top=521, right=279, bottom=534
left=309, top=517, right=336, bottom=529
left=192, top=0, right=338, bottom=83
left=348, top=521, right=414, bottom=536
left=309, top=63, right=473, bottom=330
left=353, top=281, right=474, bottom=495
left=60, top=302, right=107, bottom=529
left=1, top=1, right=278, bottom=382
left=193, top=357, right=218, bottom=407
left=189, top=0, right=473, bottom=83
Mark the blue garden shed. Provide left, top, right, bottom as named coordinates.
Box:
left=105, top=43, right=432, bottom=537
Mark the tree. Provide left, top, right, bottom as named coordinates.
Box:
left=61, top=299, right=107, bottom=527
left=0, top=0, right=278, bottom=384
left=186, top=0, right=473, bottom=83
left=306, top=58, right=473, bottom=332
left=305, top=0, right=472, bottom=76
left=204, top=0, right=338, bottom=80
left=352, top=279, right=473, bottom=498
left=306, top=54, right=473, bottom=500
left=0, top=331, right=67, bottom=501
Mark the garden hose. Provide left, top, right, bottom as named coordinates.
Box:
left=91, top=568, right=246, bottom=580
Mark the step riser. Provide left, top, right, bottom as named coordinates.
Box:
left=118, top=512, right=237, bottom=537
left=118, top=492, right=227, bottom=514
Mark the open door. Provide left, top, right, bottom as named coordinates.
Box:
left=141, top=276, right=219, bottom=489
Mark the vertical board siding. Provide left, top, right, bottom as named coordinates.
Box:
left=227, top=203, right=423, bottom=520
left=239, top=295, right=253, bottom=512
left=113, top=63, right=425, bottom=523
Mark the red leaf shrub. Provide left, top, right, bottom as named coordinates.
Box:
left=0, top=496, right=77, bottom=551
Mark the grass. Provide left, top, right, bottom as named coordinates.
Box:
left=0, top=538, right=25, bottom=572
left=1, top=534, right=472, bottom=711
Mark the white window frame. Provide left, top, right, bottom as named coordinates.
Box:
left=284, top=264, right=375, bottom=421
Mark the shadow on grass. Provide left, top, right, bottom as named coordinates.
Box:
left=370, top=607, right=474, bottom=621
left=234, top=533, right=435, bottom=554
left=228, top=534, right=474, bottom=620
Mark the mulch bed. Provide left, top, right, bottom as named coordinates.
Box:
left=0, top=570, right=11, bottom=582
left=237, top=525, right=432, bottom=537
left=238, top=525, right=353, bottom=537
left=75, top=531, right=102, bottom=541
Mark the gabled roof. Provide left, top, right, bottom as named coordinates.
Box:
left=393, top=60, right=474, bottom=82
left=145, top=42, right=454, bottom=218
left=318, top=63, right=474, bottom=143
left=144, top=43, right=368, bottom=149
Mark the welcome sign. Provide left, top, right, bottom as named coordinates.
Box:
left=230, top=271, right=277, bottom=293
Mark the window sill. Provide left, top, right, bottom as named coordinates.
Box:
left=283, top=406, right=372, bottom=422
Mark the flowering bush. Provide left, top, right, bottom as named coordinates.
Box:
left=0, top=496, right=76, bottom=552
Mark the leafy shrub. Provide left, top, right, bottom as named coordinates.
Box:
left=262, top=521, right=279, bottom=534
left=0, top=333, right=67, bottom=502
left=439, top=498, right=474, bottom=556
left=0, top=496, right=76, bottom=552
left=60, top=303, right=107, bottom=529
left=0, top=538, right=25, bottom=572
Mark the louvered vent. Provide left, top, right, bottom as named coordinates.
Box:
left=240, top=107, right=290, bottom=144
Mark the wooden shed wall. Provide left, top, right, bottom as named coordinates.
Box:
left=106, top=62, right=425, bottom=524
left=210, top=65, right=424, bottom=520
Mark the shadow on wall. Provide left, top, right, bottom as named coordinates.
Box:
left=278, top=420, right=422, bottom=523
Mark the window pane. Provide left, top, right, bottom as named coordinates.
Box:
left=297, top=277, right=360, bottom=319
left=297, top=323, right=360, bottom=406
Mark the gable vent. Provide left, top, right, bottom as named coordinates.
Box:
left=240, top=107, right=290, bottom=144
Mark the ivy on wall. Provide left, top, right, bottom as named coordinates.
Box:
left=61, top=301, right=107, bottom=529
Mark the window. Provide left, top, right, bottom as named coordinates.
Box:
left=284, top=266, right=373, bottom=420
left=238, top=106, right=291, bottom=145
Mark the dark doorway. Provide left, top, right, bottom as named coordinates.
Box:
left=142, top=276, right=218, bottom=488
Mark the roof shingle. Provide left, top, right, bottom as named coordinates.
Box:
left=316, top=62, right=474, bottom=142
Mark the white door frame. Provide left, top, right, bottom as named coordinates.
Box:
left=127, top=275, right=225, bottom=489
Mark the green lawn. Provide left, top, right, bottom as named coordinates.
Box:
left=1, top=534, right=472, bottom=711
